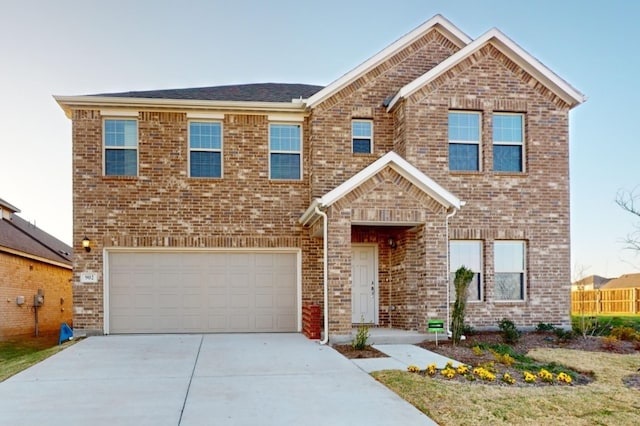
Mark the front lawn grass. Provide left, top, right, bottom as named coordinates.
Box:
left=373, top=348, right=640, bottom=425
left=0, top=336, right=74, bottom=381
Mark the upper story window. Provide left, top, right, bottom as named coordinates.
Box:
left=448, top=111, right=480, bottom=171
left=494, top=241, right=526, bottom=301
left=493, top=113, right=524, bottom=172
left=104, top=119, right=137, bottom=176
left=269, top=123, right=301, bottom=180
left=450, top=240, right=483, bottom=301
left=189, top=121, right=222, bottom=178
left=352, top=120, right=373, bottom=154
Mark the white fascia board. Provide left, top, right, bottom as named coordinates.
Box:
left=54, top=95, right=307, bottom=118
left=319, top=151, right=461, bottom=210
left=388, top=28, right=586, bottom=111
left=305, top=15, right=471, bottom=108
left=268, top=113, right=305, bottom=122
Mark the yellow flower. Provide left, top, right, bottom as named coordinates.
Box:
left=557, top=372, right=573, bottom=384
left=426, top=363, right=437, bottom=376
left=523, top=371, right=537, bottom=383
left=407, top=365, right=421, bottom=373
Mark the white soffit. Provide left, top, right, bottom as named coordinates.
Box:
left=305, top=14, right=471, bottom=108
left=387, top=28, right=586, bottom=111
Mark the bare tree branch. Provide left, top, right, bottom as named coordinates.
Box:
left=616, top=186, right=640, bottom=252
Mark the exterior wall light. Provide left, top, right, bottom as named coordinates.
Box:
left=82, top=236, right=91, bottom=252
left=387, top=237, right=397, bottom=249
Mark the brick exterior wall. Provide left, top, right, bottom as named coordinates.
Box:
left=66, top=24, right=575, bottom=337
left=0, top=252, right=73, bottom=338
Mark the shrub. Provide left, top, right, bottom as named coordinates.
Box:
left=351, top=320, right=370, bottom=350
left=451, top=266, right=474, bottom=345
left=471, top=345, right=483, bottom=356
left=498, top=318, right=521, bottom=344
left=535, top=322, right=556, bottom=332
left=554, top=327, right=574, bottom=343
left=609, top=326, right=639, bottom=341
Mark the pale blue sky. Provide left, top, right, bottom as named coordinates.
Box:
left=1, top=0, right=638, bottom=279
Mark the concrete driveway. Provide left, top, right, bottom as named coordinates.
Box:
left=0, top=334, right=437, bottom=425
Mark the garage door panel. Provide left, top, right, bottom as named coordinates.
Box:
left=109, top=251, right=297, bottom=333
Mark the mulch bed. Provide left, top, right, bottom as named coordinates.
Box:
left=333, top=331, right=640, bottom=389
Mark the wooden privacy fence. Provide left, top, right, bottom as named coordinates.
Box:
left=571, top=288, right=640, bottom=315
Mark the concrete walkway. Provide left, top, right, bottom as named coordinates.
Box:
left=0, top=334, right=438, bottom=426
left=351, top=344, right=463, bottom=373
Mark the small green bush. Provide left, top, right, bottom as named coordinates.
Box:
left=351, top=321, right=370, bottom=350
left=498, top=318, right=521, bottom=344
left=535, top=322, right=556, bottom=332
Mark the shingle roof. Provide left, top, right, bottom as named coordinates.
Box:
left=92, top=83, right=324, bottom=103
left=0, top=205, right=72, bottom=266
left=600, top=273, right=640, bottom=290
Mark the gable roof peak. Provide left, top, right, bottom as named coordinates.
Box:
left=305, top=14, right=471, bottom=108
left=387, top=26, right=586, bottom=111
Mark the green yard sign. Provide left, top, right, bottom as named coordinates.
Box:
left=427, top=319, right=445, bottom=346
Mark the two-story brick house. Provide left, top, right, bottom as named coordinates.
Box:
left=56, top=15, right=584, bottom=341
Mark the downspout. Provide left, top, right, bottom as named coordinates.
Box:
left=445, top=206, right=458, bottom=337
left=315, top=206, right=330, bottom=345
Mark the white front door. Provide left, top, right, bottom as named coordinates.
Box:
left=351, top=245, right=377, bottom=324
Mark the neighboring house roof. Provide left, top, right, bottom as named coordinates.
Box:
left=387, top=28, right=586, bottom=111
left=91, top=83, right=324, bottom=103
left=305, top=14, right=472, bottom=108
left=0, top=201, right=72, bottom=268
left=300, top=151, right=462, bottom=226
left=0, top=197, right=20, bottom=214
left=600, top=273, right=640, bottom=290
left=572, top=274, right=611, bottom=289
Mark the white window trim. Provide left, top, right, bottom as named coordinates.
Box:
left=103, top=118, right=138, bottom=176
left=448, top=111, right=482, bottom=171
left=188, top=120, right=224, bottom=178
left=493, top=240, right=527, bottom=302
left=492, top=112, right=525, bottom=173
left=352, top=119, right=373, bottom=154
left=449, top=240, right=483, bottom=302
left=268, top=122, right=303, bottom=181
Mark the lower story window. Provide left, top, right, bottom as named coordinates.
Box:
left=450, top=240, right=482, bottom=301
left=494, top=241, right=526, bottom=300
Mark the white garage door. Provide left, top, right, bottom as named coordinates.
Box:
left=107, top=251, right=297, bottom=333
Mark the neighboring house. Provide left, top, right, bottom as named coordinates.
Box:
left=571, top=274, right=611, bottom=291
left=600, top=273, right=640, bottom=290
left=0, top=198, right=73, bottom=338
left=55, top=15, right=584, bottom=341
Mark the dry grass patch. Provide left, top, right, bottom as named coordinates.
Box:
left=373, top=348, right=640, bottom=425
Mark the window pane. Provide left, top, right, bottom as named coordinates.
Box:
left=270, top=124, right=301, bottom=151
left=449, top=112, right=479, bottom=141
left=352, top=121, right=372, bottom=138
left=105, top=149, right=137, bottom=176
left=450, top=272, right=482, bottom=301
left=190, top=151, right=221, bottom=178
left=105, top=120, right=137, bottom=147
left=190, top=122, right=222, bottom=150
left=494, top=241, right=524, bottom=272
left=494, top=273, right=524, bottom=300
left=449, top=143, right=479, bottom=171
left=493, top=114, right=523, bottom=143
left=450, top=241, right=482, bottom=301
left=353, top=139, right=371, bottom=153
left=270, top=153, right=300, bottom=179
left=493, top=145, right=522, bottom=172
